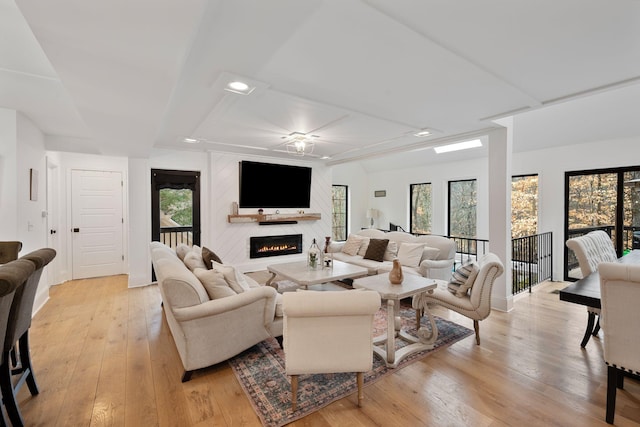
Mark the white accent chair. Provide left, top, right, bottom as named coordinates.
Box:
left=598, top=262, right=640, bottom=424
left=412, top=253, right=504, bottom=345
left=282, top=290, right=381, bottom=411
left=566, top=230, right=618, bottom=347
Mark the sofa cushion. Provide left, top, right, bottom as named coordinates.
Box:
left=397, top=242, right=425, bottom=267
left=153, top=257, right=210, bottom=308
left=421, top=246, right=441, bottom=261
left=193, top=268, right=236, bottom=299
left=447, top=261, right=480, bottom=297
left=211, top=261, right=251, bottom=293
left=201, top=246, right=223, bottom=269
left=357, top=237, right=371, bottom=256
left=342, top=234, right=364, bottom=256
left=184, top=250, right=208, bottom=271
left=383, top=241, right=399, bottom=261
left=176, top=243, right=191, bottom=261
left=363, top=238, right=389, bottom=262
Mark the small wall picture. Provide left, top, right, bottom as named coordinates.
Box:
left=374, top=190, right=386, bottom=197
left=30, top=168, right=38, bottom=201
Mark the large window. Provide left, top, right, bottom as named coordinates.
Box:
left=410, top=183, right=432, bottom=234
left=448, top=179, right=477, bottom=237
left=332, top=185, right=348, bottom=241
left=512, top=174, right=538, bottom=238
left=564, top=166, right=640, bottom=280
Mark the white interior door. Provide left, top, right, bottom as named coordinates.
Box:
left=71, top=170, right=124, bottom=279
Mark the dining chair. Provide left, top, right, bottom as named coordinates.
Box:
left=0, top=259, right=35, bottom=427
left=598, top=262, right=640, bottom=424
left=1, top=248, right=56, bottom=427
left=566, top=230, right=618, bottom=347
left=282, top=290, right=381, bottom=411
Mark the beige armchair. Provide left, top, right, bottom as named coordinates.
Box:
left=282, top=290, right=381, bottom=411
left=566, top=230, right=618, bottom=347
left=598, top=262, right=640, bottom=424
left=412, top=253, right=504, bottom=345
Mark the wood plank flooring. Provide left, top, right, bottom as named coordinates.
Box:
left=16, top=275, right=640, bottom=426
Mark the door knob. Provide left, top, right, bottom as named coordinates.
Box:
left=72, top=228, right=80, bottom=232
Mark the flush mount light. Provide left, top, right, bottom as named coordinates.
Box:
left=283, top=132, right=317, bottom=156
left=413, top=130, right=432, bottom=137
left=434, top=139, right=482, bottom=154
left=224, top=80, right=255, bottom=95
left=183, top=138, right=199, bottom=144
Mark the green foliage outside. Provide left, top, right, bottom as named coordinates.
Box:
left=512, top=175, right=538, bottom=238
left=160, top=188, right=193, bottom=226
left=449, top=180, right=477, bottom=237
left=411, top=183, right=431, bottom=234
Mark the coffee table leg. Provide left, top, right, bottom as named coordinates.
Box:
left=386, top=299, right=396, bottom=365
left=417, top=304, right=438, bottom=345
left=265, top=271, right=277, bottom=288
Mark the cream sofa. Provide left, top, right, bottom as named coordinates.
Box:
left=149, top=242, right=283, bottom=381
left=327, top=229, right=456, bottom=280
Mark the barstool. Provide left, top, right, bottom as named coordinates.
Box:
left=0, top=259, right=35, bottom=427
left=1, top=248, right=56, bottom=427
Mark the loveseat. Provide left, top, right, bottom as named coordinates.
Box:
left=327, top=229, right=456, bottom=280
left=149, top=242, right=283, bottom=381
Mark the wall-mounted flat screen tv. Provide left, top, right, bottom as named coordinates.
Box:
left=239, top=161, right=312, bottom=208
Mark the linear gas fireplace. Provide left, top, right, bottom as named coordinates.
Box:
left=250, top=234, right=303, bottom=259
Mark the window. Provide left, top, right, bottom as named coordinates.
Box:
left=448, top=179, right=477, bottom=237
left=511, top=174, right=538, bottom=238
left=410, top=183, right=432, bottom=234
left=332, top=185, right=348, bottom=241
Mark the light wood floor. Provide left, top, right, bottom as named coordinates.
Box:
left=17, top=275, right=640, bottom=426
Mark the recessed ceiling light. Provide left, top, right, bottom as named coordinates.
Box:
left=321, top=156, right=331, bottom=160
left=413, top=130, right=431, bottom=137
left=433, top=139, right=482, bottom=154
left=224, top=80, right=255, bottom=95
left=183, top=138, right=199, bottom=144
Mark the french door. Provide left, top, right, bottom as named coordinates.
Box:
left=564, top=166, right=640, bottom=280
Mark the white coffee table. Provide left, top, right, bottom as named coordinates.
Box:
left=265, top=260, right=368, bottom=290
left=354, top=273, right=443, bottom=368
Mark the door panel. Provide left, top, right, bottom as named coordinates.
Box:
left=71, top=170, right=124, bottom=279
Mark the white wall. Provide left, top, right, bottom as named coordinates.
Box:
left=332, top=162, right=370, bottom=233
left=0, top=108, right=18, bottom=239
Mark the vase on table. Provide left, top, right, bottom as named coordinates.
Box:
left=389, top=258, right=403, bottom=284
left=308, top=238, right=321, bottom=270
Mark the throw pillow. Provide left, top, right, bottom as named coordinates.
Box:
left=396, top=242, right=425, bottom=267
left=184, top=250, right=207, bottom=271
left=383, top=241, right=399, bottom=261
left=363, top=238, right=390, bottom=262
left=193, top=268, right=236, bottom=299
left=211, top=261, right=251, bottom=293
left=421, top=246, right=441, bottom=261
left=357, top=237, right=371, bottom=256
left=448, top=262, right=480, bottom=297
left=176, top=243, right=191, bottom=261
left=201, top=246, right=222, bottom=269
left=342, top=234, right=364, bottom=256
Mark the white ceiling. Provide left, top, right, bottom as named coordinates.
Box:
left=3, top=0, right=640, bottom=167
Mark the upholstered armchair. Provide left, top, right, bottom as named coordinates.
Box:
left=566, top=230, right=618, bottom=347
left=282, top=290, right=381, bottom=410
left=598, top=262, right=640, bottom=424
left=412, top=253, right=504, bottom=345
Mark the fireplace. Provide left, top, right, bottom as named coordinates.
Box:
left=250, top=234, right=303, bottom=258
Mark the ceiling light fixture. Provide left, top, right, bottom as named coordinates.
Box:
left=283, top=132, right=316, bottom=156
left=224, top=80, right=255, bottom=95
left=183, top=138, right=199, bottom=144
left=413, top=130, right=432, bottom=137
left=433, top=139, right=482, bottom=154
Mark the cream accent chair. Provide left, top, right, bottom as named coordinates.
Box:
left=598, top=262, right=640, bottom=424
left=282, top=290, right=381, bottom=411
left=566, top=230, right=618, bottom=347
left=412, top=253, right=504, bottom=345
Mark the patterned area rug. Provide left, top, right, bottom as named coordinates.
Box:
left=229, top=305, right=473, bottom=427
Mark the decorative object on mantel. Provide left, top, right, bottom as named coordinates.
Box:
left=389, top=258, right=404, bottom=284
left=231, top=201, right=238, bottom=215
left=258, top=208, right=264, bottom=215
left=307, top=238, right=321, bottom=270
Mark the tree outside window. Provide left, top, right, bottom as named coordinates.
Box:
left=332, top=185, right=348, bottom=241
left=410, top=183, right=431, bottom=234
left=160, top=188, right=193, bottom=226
left=511, top=175, right=538, bottom=238
left=448, top=179, right=477, bottom=237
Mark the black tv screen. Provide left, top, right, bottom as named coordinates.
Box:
left=239, top=161, right=312, bottom=208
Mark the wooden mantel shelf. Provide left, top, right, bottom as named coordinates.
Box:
left=227, top=212, right=321, bottom=224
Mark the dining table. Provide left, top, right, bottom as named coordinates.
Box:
left=559, top=249, right=640, bottom=347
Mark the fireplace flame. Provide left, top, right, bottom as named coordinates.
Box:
left=257, top=244, right=298, bottom=253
